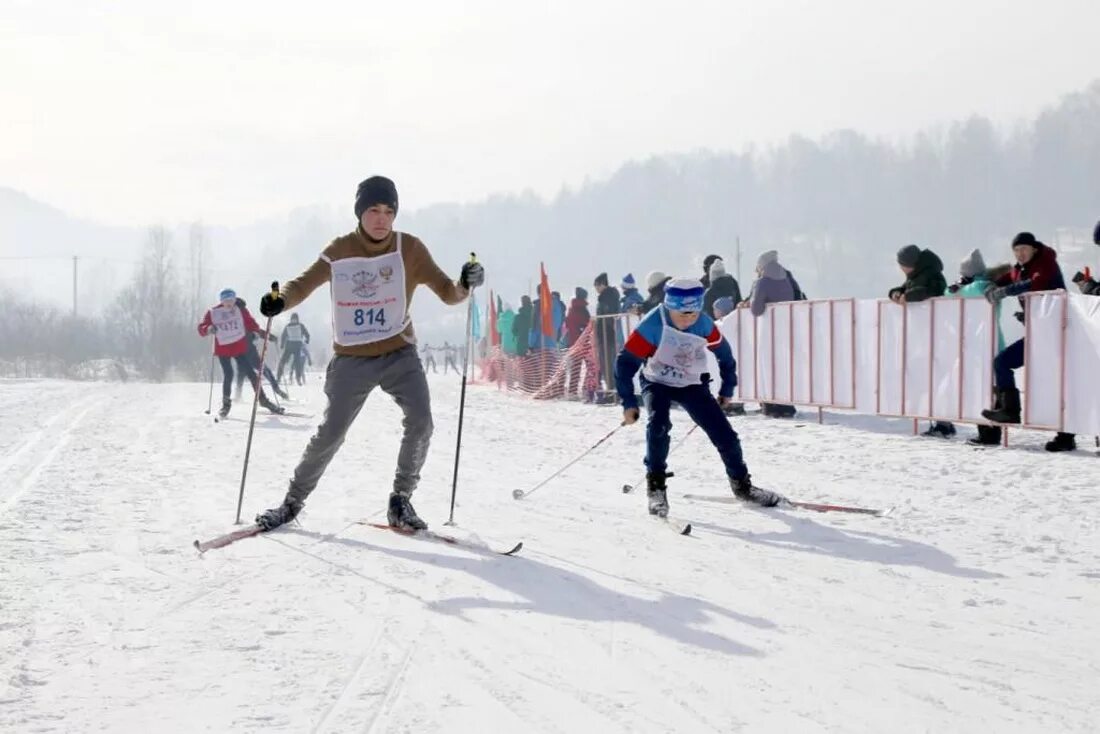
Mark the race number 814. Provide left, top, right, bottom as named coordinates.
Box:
left=354, top=308, right=386, bottom=327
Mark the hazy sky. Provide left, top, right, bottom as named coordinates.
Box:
left=2, top=0, right=1096, bottom=226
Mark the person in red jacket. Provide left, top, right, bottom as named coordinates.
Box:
left=198, top=288, right=285, bottom=418
left=564, top=287, right=591, bottom=347
left=980, top=232, right=1066, bottom=430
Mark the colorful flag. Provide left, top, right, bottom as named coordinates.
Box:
left=539, top=263, right=553, bottom=338
left=470, top=291, right=482, bottom=340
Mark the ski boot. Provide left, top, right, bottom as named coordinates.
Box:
left=255, top=496, right=303, bottom=530
left=387, top=492, right=428, bottom=531
left=730, top=474, right=782, bottom=507
left=259, top=393, right=286, bottom=415
left=217, top=397, right=231, bottom=419
left=1045, top=432, right=1076, bottom=452
left=646, top=471, right=671, bottom=518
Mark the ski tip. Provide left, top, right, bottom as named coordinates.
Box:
left=504, top=542, right=524, bottom=556
left=680, top=524, right=692, bottom=536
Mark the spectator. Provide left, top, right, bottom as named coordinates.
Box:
left=1046, top=222, right=1100, bottom=452
left=620, top=274, right=645, bottom=313
left=748, top=253, right=797, bottom=417
left=930, top=249, right=1005, bottom=442
left=497, top=301, right=517, bottom=356
left=703, top=259, right=742, bottom=317
left=886, top=245, right=950, bottom=435
left=888, top=245, right=947, bottom=305
left=552, top=291, right=567, bottom=342
left=713, top=296, right=735, bottom=320
left=981, top=232, right=1067, bottom=431
left=701, top=254, right=723, bottom=290
left=594, top=272, right=622, bottom=398
left=513, top=296, right=533, bottom=357
left=564, top=287, right=591, bottom=347
left=758, top=250, right=807, bottom=301
left=641, top=271, right=671, bottom=313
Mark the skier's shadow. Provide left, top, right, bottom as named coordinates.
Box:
left=693, top=514, right=1001, bottom=579
left=289, top=529, right=772, bottom=658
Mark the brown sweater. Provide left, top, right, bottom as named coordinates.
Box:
left=282, top=228, right=469, bottom=357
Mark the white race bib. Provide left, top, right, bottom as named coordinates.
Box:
left=642, top=308, right=712, bottom=388
left=211, top=304, right=246, bottom=345
left=328, top=234, right=409, bottom=346
left=285, top=323, right=304, bottom=342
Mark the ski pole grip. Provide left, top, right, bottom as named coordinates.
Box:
left=469, top=252, right=477, bottom=264
left=270, top=281, right=280, bottom=298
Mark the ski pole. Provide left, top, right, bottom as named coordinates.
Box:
left=512, top=424, right=623, bottom=500
left=445, top=253, right=477, bottom=527
left=235, top=281, right=279, bottom=525
left=204, top=336, right=216, bottom=415
left=621, top=423, right=699, bottom=493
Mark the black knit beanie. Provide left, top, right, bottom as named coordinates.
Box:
left=354, top=176, right=399, bottom=219
left=1011, top=231, right=1038, bottom=248
left=594, top=272, right=609, bottom=287
left=1093, top=220, right=1100, bottom=246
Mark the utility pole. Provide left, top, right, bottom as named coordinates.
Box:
left=72, top=255, right=78, bottom=317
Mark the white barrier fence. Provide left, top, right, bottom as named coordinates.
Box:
left=716, top=292, right=1100, bottom=436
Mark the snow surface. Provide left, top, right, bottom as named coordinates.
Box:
left=1, top=375, right=1098, bottom=733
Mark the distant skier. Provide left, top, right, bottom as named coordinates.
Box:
left=253, top=175, right=483, bottom=532
left=235, top=299, right=288, bottom=400
left=277, top=313, right=310, bottom=382
left=616, top=278, right=781, bottom=517
left=421, top=343, right=438, bottom=373
left=197, top=289, right=286, bottom=418
left=442, top=341, right=459, bottom=374
left=293, top=344, right=312, bottom=385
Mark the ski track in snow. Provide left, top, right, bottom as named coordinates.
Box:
left=0, top=375, right=1098, bottom=732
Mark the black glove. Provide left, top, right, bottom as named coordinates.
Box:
left=460, top=261, right=485, bottom=289
left=1013, top=311, right=1025, bottom=324
left=260, top=293, right=285, bottom=317
left=985, top=285, right=1009, bottom=304
left=947, top=283, right=961, bottom=294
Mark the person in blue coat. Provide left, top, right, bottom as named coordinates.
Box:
left=620, top=273, right=646, bottom=313
left=615, top=278, right=782, bottom=517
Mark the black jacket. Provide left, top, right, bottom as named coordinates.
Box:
left=703, top=275, right=742, bottom=316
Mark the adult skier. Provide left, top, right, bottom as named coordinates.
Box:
left=277, top=313, right=310, bottom=381
left=615, top=278, right=781, bottom=517
left=197, top=289, right=286, bottom=418
left=253, top=176, right=483, bottom=531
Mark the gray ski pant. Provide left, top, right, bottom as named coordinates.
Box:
left=285, top=345, right=433, bottom=503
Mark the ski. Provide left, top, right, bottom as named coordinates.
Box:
left=657, top=517, right=693, bottom=535
left=194, top=524, right=265, bottom=553
left=682, top=493, right=889, bottom=517
left=359, top=522, right=523, bottom=556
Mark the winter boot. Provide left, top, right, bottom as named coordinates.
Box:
left=217, top=397, right=231, bottom=419
left=259, top=393, right=286, bottom=415
left=730, top=474, right=783, bottom=507
left=255, top=496, right=303, bottom=530
left=722, top=402, right=746, bottom=416
left=967, top=424, right=1002, bottom=446
left=646, top=471, right=671, bottom=518
left=981, top=388, right=1021, bottom=424
left=922, top=421, right=956, bottom=438
left=1044, top=432, right=1077, bottom=452
left=387, top=492, right=428, bottom=531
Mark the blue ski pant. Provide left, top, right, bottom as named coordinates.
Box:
left=642, top=381, right=747, bottom=480
left=993, top=338, right=1026, bottom=390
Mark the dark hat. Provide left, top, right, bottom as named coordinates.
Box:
left=1012, top=231, right=1039, bottom=248
left=703, top=254, right=723, bottom=271
left=575, top=287, right=588, bottom=300
left=354, top=176, right=399, bottom=219
left=1093, top=220, right=1100, bottom=246
left=897, top=244, right=921, bottom=268
left=290, top=313, right=299, bottom=322
left=594, top=272, right=609, bottom=287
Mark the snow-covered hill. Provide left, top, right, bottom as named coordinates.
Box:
left=1, top=376, right=1097, bottom=732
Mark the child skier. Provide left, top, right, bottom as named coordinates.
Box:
left=198, top=289, right=286, bottom=418
left=615, top=278, right=781, bottom=517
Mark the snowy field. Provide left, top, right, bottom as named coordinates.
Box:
left=1, top=374, right=1098, bottom=733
